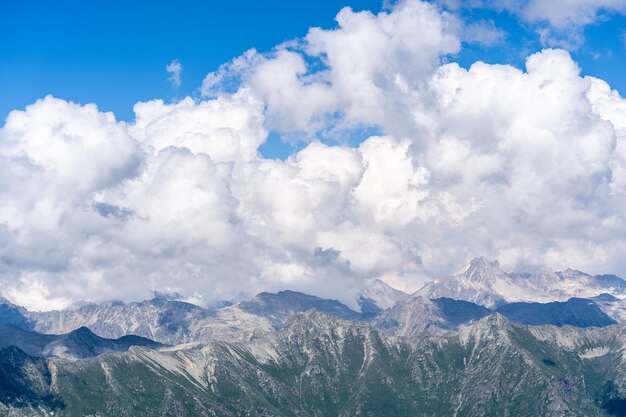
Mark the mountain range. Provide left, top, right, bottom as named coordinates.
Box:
left=375, top=295, right=618, bottom=337
left=2, top=257, right=626, bottom=416
left=3, top=311, right=626, bottom=416
left=416, top=257, right=626, bottom=308
left=1, top=286, right=623, bottom=345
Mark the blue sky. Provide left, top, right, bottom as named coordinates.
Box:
left=1, top=0, right=380, bottom=122
left=2, top=0, right=625, bottom=129
left=455, top=8, right=626, bottom=86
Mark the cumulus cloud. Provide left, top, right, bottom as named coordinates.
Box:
left=202, top=0, right=461, bottom=136
left=2, top=1, right=626, bottom=310
left=166, top=59, right=183, bottom=88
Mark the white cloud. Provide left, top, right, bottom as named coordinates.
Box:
left=440, top=0, right=626, bottom=47
left=203, top=0, right=461, bottom=136
left=131, top=90, right=267, bottom=162
left=442, top=0, right=626, bottom=26
left=463, top=19, right=506, bottom=46
left=2, top=1, right=626, bottom=310
left=520, top=0, right=626, bottom=28
left=166, top=59, right=183, bottom=88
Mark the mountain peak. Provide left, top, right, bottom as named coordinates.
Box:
left=67, top=326, right=100, bottom=341
left=358, top=278, right=408, bottom=313
left=238, top=290, right=360, bottom=329
left=471, top=312, right=513, bottom=334
left=463, top=257, right=504, bottom=283
left=71, top=326, right=94, bottom=334
left=414, top=257, right=509, bottom=308
left=466, top=256, right=500, bottom=271
left=591, top=293, right=620, bottom=302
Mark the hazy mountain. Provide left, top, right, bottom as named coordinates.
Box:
left=416, top=256, right=626, bottom=308
left=495, top=298, right=617, bottom=327
left=357, top=278, right=408, bottom=317
left=3, top=312, right=626, bottom=416
left=375, top=295, right=617, bottom=337
left=0, top=323, right=161, bottom=359
left=238, top=290, right=361, bottom=328
left=590, top=293, right=626, bottom=323
left=416, top=257, right=512, bottom=308
left=28, top=298, right=274, bottom=345
left=0, top=291, right=360, bottom=345
left=0, top=297, right=34, bottom=331
left=2, top=282, right=623, bottom=350
left=374, top=295, right=491, bottom=336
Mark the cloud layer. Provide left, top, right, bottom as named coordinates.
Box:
left=2, top=0, right=626, bottom=310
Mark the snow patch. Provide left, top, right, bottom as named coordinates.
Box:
left=579, top=347, right=609, bottom=359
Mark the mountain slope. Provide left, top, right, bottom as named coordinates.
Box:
left=0, top=346, right=62, bottom=414
left=495, top=298, right=617, bottom=327
left=6, top=312, right=626, bottom=416
left=0, top=297, right=34, bottom=330
left=590, top=293, right=626, bottom=323
left=373, top=295, right=492, bottom=336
